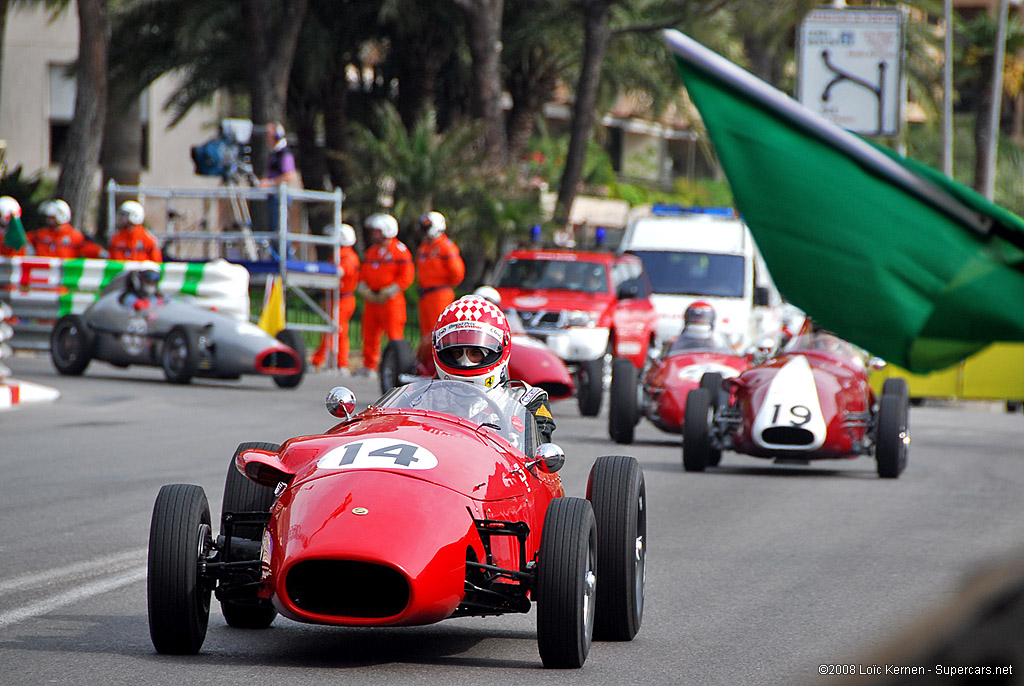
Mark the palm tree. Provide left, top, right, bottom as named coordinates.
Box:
left=54, top=0, right=108, bottom=234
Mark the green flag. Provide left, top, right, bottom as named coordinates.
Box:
left=2, top=215, right=26, bottom=251
left=664, top=29, right=1024, bottom=373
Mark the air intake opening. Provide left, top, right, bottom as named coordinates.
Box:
left=286, top=560, right=409, bottom=618
left=761, top=426, right=815, bottom=446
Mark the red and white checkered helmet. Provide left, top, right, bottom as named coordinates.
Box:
left=432, top=295, right=512, bottom=388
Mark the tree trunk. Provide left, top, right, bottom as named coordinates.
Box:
left=242, top=0, right=309, bottom=175
left=0, top=0, right=9, bottom=116
left=55, top=0, right=109, bottom=235
left=456, top=0, right=507, bottom=165
left=323, top=71, right=350, bottom=191
left=554, top=0, right=611, bottom=226
left=98, top=75, right=142, bottom=243
left=507, top=61, right=557, bottom=162
left=974, top=88, right=995, bottom=194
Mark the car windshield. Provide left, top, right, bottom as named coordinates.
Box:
left=784, top=332, right=859, bottom=361
left=495, top=258, right=608, bottom=294
left=629, top=250, right=745, bottom=298
left=374, top=379, right=535, bottom=454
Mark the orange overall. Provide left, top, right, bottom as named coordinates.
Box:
left=415, top=234, right=465, bottom=336
left=30, top=224, right=104, bottom=259
left=109, top=225, right=162, bottom=262
left=312, top=246, right=361, bottom=369
left=359, top=237, right=414, bottom=370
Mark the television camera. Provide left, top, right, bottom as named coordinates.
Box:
left=190, top=119, right=256, bottom=184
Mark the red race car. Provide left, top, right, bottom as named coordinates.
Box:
left=607, top=334, right=750, bottom=444
left=682, top=330, right=909, bottom=478
left=378, top=309, right=575, bottom=401
left=147, top=379, right=646, bottom=668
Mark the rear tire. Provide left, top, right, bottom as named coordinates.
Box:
left=219, top=442, right=279, bottom=629
left=536, top=498, right=597, bottom=669
left=683, top=388, right=713, bottom=472
left=608, top=358, right=639, bottom=444
left=587, top=455, right=645, bottom=641
left=162, top=326, right=198, bottom=384
left=50, top=314, right=93, bottom=376
left=577, top=357, right=604, bottom=417
left=379, top=339, right=414, bottom=394
left=273, top=329, right=306, bottom=389
left=147, top=484, right=212, bottom=654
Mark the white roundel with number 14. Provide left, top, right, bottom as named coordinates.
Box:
left=317, top=438, right=438, bottom=471
left=752, top=355, right=827, bottom=451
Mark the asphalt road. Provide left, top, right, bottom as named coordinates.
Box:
left=2, top=352, right=1023, bottom=685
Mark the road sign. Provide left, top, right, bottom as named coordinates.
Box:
left=797, top=7, right=904, bottom=137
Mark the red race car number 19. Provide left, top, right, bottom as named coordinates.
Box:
left=317, top=438, right=439, bottom=471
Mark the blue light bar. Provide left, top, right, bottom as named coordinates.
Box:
left=651, top=205, right=736, bottom=217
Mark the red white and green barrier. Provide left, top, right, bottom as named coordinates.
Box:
left=0, top=257, right=251, bottom=351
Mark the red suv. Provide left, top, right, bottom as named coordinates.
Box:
left=492, top=249, right=660, bottom=416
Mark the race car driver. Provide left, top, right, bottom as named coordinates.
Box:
left=670, top=300, right=731, bottom=353
left=415, top=211, right=465, bottom=336
left=432, top=294, right=556, bottom=444
left=357, top=213, right=414, bottom=372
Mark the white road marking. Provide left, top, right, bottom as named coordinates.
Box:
left=0, top=548, right=146, bottom=594
left=0, top=549, right=148, bottom=630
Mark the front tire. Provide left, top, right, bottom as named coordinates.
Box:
left=147, top=484, right=213, bottom=654
left=50, top=314, right=93, bottom=375
left=219, top=442, right=280, bottom=629
left=379, top=339, right=414, bottom=394
left=682, top=388, right=713, bottom=472
left=577, top=357, right=604, bottom=417
left=608, top=358, right=639, bottom=444
left=876, top=388, right=909, bottom=479
left=536, top=497, right=597, bottom=669
left=587, top=455, right=646, bottom=641
left=162, top=326, right=198, bottom=384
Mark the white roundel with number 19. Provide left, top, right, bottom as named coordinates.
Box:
left=317, top=438, right=438, bottom=471
left=752, top=355, right=827, bottom=451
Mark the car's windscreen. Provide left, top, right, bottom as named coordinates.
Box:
left=374, top=379, right=535, bottom=454
left=784, top=332, right=859, bottom=362
left=495, top=258, right=608, bottom=294
left=629, top=250, right=744, bottom=298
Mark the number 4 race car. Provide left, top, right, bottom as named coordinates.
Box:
left=682, top=330, right=910, bottom=478
left=607, top=336, right=751, bottom=445
left=147, top=379, right=646, bottom=668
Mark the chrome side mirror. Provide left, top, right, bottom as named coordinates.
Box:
left=527, top=443, right=565, bottom=473
left=326, top=386, right=356, bottom=418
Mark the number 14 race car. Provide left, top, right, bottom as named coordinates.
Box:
left=147, top=379, right=646, bottom=668
left=682, top=330, right=910, bottom=478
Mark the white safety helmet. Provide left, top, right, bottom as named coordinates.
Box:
left=419, top=211, right=447, bottom=240
left=0, top=196, right=21, bottom=222
left=472, top=286, right=501, bottom=305
left=335, top=223, right=356, bottom=247
left=118, top=200, right=145, bottom=225
left=365, top=213, right=399, bottom=239
left=41, top=199, right=72, bottom=225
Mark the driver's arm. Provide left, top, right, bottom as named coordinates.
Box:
left=520, top=387, right=556, bottom=444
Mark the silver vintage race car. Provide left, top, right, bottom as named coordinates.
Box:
left=49, top=269, right=305, bottom=387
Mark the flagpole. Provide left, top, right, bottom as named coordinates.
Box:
left=982, top=0, right=1010, bottom=200
left=942, top=0, right=954, bottom=178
